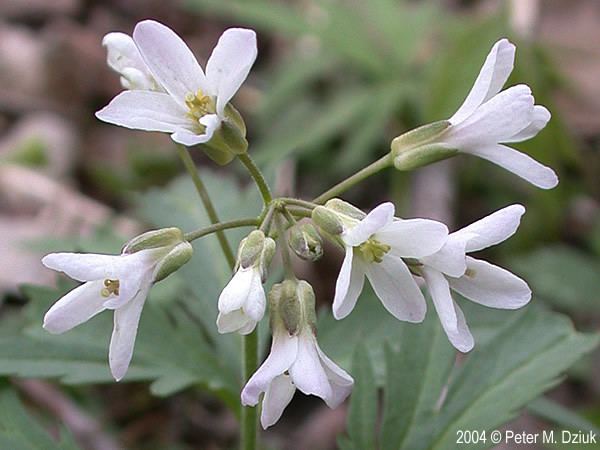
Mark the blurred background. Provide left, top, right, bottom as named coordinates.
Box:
left=1, top=0, right=600, bottom=449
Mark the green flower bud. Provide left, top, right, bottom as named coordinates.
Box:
left=312, top=206, right=344, bottom=236
left=153, top=241, right=193, bottom=282
left=122, top=227, right=184, bottom=254
left=289, top=222, right=323, bottom=261
left=390, top=120, right=450, bottom=154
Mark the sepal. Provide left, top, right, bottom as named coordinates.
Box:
left=153, top=241, right=193, bottom=282
left=122, top=227, right=184, bottom=254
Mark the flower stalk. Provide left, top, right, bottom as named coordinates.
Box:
left=238, top=153, right=273, bottom=205
left=183, top=218, right=259, bottom=242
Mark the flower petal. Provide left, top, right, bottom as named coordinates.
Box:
left=171, top=114, right=220, bottom=147
left=315, top=345, right=353, bottom=408
left=422, top=267, right=457, bottom=332
left=243, top=270, right=266, bottom=322
left=42, top=252, right=125, bottom=282
left=365, top=255, right=426, bottom=323
left=447, top=85, right=534, bottom=148
left=505, top=105, right=551, bottom=143
left=43, top=281, right=107, bottom=334
left=261, top=374, right=296, bottom=429
left=205, top=28, right=257, bottom=116
left=241, top=331, right=298, bottom=406
left=420, top=233, right=471, bottom=278
left=289, top=331, right=332, bottom=401
left=216, top=310, right=256, bottom=335
left=96, top=90, right=190, bottom=133
left=133, top=20, right=208, bottom=105
left=108, top=278, right=151, bottom=381
left=333, top=247, right=366, bottom=320
left=452, top=204, right=525, bottom=253
left=450, top=39, right=516, bottom=125
left=463, top=143, right=558, bottom=189
left=218, top=268, right=253, bottom=314
left=376, top=218, right=448, bottom=258
left=449, top=257, right=531, bottom=309
left=342, top=202, right=395, bottom=247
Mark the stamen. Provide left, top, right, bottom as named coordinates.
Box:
left=358, top=238, right=391, bottom=264
left=101, top=279, right=120, bottom=297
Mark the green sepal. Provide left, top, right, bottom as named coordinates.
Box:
left=390, top=120, right=451, bottom=154
left=393, top=143, right=458, bottom=171
left=122, top=227, right=184, bottom=254
left=239, top=230, right=266, bottom=269
left=197, top=104, right=248, bottom=165
left=312, top=206, right=345, bottom=236
left=153, top=241, right=193, bottom=282
left=325, top=198, right=366, bottom=220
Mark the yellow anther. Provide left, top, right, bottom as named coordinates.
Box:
left=101, top=279, right=120, bottom=297
left=465, top=268, right=476, bottom=278
left=358, top=238, right=391, bottom=264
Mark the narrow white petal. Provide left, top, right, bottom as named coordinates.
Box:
left=450, top=39, right=516, bottom=124
left=243, top=270, right=266, bottom=322
left=171, top=114, right=220, bottom=147
left=103, top=32, right=147, bottom=75
left=446, top=301, right=474, bottom=352
left=464, top=143, right=558, bottom=189
left=342, top=202, right=395, bottom=247
left=376, top=218, right=448, bottom=258
left=333, top=247, right=366, bottom=320
left=42, top=252, right=124, bottom=282
left=241, top=331, right=298, bottom=406
left=108, top=280, right=151, bottom=381
left=218, top=268, right=253, bottom=314
left=449, top=257, right=531, bottom=309
left=315, top=345, right=353, bottom=408
left=289, top=331, right=332, bottom=401
left=452, top=204, right=525, bottom=253
left=261, top=374, right=296, bottom=429
left=447, top=85, right=534, bottom=148
left=96, top=90, right=190, bottom=133
left=206, top=28, right=257, bottom=116
left=420, top=233, right=470, bottom=278
left=133, top=20, right=208, bottom=104
left=216, top=310, right=256, bottom=335
left=422, top=267, right=457, bottom=332
left=505, top=105, right=551, bottom=143
left=365, top=255, right=426, bottom=323
left=43, top=281, right=107, bottom=334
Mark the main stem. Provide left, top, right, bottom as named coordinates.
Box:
left=312, top=153, right=392, bottom=204
left=176, top=146, right=236, bottom=268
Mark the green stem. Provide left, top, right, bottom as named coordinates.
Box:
left=279, top=197, right=318, bottom=210
left=238, top=153, right=273, bottom=205
left=312, top=154, right=392, bottom=204
left=177, top=146, right=236, bottom=268
left=276, top=215, right=296, bottom=280
left=241, top=330, right=258, bottom=450
left=184, top=218, right=259, bottom=242
left=259, top=204, right=277, bottom=234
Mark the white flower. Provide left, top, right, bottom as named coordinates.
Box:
left=217, top=266, right=265, bottom=335
left=96, top=20, right=257, bottom=147
left=440, top=39, right=558, bottom=189
left=241, top=327, right=353, bottom=429
left=42, top=237, right=191, bottom=381
left=333, top=202, right=448, bottom=322
left=102, top=32, right=161, bottom=91
left=419, top=204, right=531, bottom=352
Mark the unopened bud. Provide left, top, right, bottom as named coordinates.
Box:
left=153, top=241, right=193, bottom=282
left=289, top=222, right=323, bottom=261
left=312, top=206, right=344, bottom=236
left=122, top=227, right=184, bottom=254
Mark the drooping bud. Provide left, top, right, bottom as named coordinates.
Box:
left=198, top=104, right=248, bottom=165
left=289, top=222, right=323, bottom=261
left=122, top=227, right=185, bottom=254
left=312, top=206, right=344, bottom=236
left=153, top=241, right=193, bottom=282
left=390, top=121, right=457, bottom=171
left=268, top=279, right=316, bottom=336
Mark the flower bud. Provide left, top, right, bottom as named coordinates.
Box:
left=289, top=222, right=323, bottom=261
left=312, top=206, right=344, bottom=236
left=268, top=279, right=316, bottom=336
left=198, top=104, right=248, bottom=165
left=153, top=241, right=193, bottom=282
left=122, top=227, right=185, bottom=254
left=390, top=121, right=457, bottom=171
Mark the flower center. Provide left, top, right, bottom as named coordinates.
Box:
left=358, top=238, right=391, bottom=264
left=101, top=279, right=120, bottom=297
left=185, top=89, right=216, bottom=123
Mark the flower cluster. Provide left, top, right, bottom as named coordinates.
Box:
left=40, top=20, right=558, bottom=432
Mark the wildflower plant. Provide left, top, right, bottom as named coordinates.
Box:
left=34, top=19, right=598, bottom=450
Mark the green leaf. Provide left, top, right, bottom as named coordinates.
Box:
left=0, top=388, right=80, bottom=450
left=342, top=342, right=378, bottom=450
